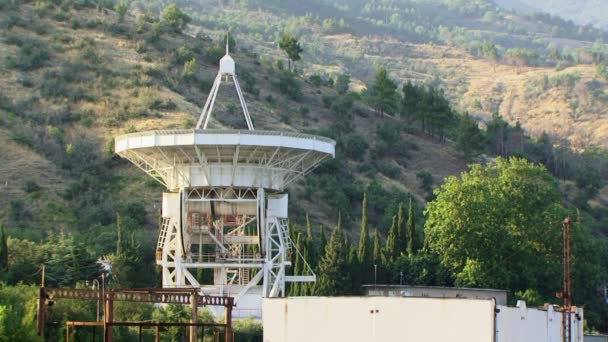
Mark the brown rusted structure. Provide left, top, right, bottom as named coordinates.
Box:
left=37, top=287, right=234, bottom=342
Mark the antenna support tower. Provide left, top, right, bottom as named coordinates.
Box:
left=115, top=43, right=335, bottom=317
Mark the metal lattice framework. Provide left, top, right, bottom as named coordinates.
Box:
left=114, top=46, right=334, bottom=317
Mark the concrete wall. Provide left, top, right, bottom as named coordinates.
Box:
left=496, top=301, right=584, bottom=342
left=586, top=335, right=608, bottom=342
left=263, top=297, right=495, bottom=342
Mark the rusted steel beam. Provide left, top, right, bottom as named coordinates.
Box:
left=42, top=288, right=234, bottom=307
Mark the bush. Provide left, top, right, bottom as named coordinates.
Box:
left=274, top=71, right=301, bottom=101
left=342, top=134, right=368, bottom=161
left=8, top=40, right=50, bottom=70
left=23, top=179, right=42, bottom=193
left=175, top=46, right=194, bottom=64
left=416, top=171, right=433, bottom=194
left=181, top=58, right=198, bottom=79
left=378, top=161, right=400, bottom=179
left=205, top=46, right=224, bottom=64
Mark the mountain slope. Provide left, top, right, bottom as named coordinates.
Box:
left=494, top=0, right=608, bottom=29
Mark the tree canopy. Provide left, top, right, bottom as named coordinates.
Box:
left=425, top=157, right=565, bottom=296
left=278, top=33, right=303, bottom=71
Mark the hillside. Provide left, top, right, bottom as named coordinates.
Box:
left=494, top=0, right=608, bottom=30
left=154, top=0, right=608, bottom=149
left=0, top=1, right=470, bottom=241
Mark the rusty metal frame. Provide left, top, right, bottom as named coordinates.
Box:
left=38, top=287, right=234, bottom=342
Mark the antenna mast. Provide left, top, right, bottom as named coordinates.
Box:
left=196, top=33, right=254, bottom=130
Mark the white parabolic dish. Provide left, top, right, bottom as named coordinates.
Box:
left=115, top=129, right=336, bottom=192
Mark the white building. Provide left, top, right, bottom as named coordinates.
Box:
left=262, top=296, right=583, bottom=342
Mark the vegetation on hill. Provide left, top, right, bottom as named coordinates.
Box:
left=1, top=0, right=608, bottom=339
left=495, top=0, right=608, bottom=30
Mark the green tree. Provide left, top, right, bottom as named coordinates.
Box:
left=0, top=225, right=7, bottom=271
left=456, top=112, right=485, bottom=160
left=289, top=232, right=303, bottom=296
left=424, top=157, right=565, bottom=297
left=481, top=41, right=498, bottom=70
left=335, top=74, right=350, bottom=95
left=318, top=225, right=327, bottom=262
left=357, top=193, right=371, bottom=283
left=315, top=215, right=351, bottom=296
left=116, top=0, right=127, bottom=23
left=396, top=202, right=406, bottom=256
left=278, top=33, right=303, bottom=71
left=372, top=228, right=382, bottom=284
left=406, top=198, right=418, bottom=256
left=182, top=58, right=198, bottom=79
left=371, top=67, right=398, bottom=115
left=0, top=284, right=41, bottom=342
left=598, top=63, right=608, bottom=81
left=384, top=215, right=399, bottom=262
left=161, top=4, right=191, bottom=32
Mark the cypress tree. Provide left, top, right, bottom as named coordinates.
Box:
left=0, top=224, right=8, bottom=271
left=358, top=193, right=371, bottom=283
left=406, top=197, right=418, bottom=256
left=397, top=201, right=407, bottom=256
left=372, top=228, right=382, bottom=284
left=305, top=214, right=315, bottom=265
left=289, top=232, right=303, bottom=296
left=318, top=225, right=327, bottom=261
left=316, top=213, right=351, bottom=296
left=385, top=215, right=399, bottom=262
left=348, top=243, right=360, bottom=294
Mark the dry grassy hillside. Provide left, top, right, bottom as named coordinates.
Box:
left=0, top=3, right=471, bottom=235
left=314, top=34, right=608, bottom=149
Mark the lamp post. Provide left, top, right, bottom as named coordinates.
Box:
left=374, top=264, right=377, bottom=290
left=400, top=271, right=403, bottom=285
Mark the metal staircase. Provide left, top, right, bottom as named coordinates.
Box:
left=157, top=218, right=171, bottom=250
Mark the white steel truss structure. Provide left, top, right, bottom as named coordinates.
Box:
left=115, top=44, right=335, bottom=317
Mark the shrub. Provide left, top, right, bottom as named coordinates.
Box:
left=274, top=71, right=301, bottom=101
left=342, top=134, right=368, bottom=161
left=175, top=45, right=195, bottom=64
left=181, top=58, right=198, bottom=79
left=416, top=170, right=433, bottom=194
left=205, top=46, right=224, bottom=64
left=161, top=4, right=190, bottom=32
left=378, top=161, right=400, bottom=179
left=23, top=179, right=41, bottom=193
left=9, top=40, right=50, bottom=70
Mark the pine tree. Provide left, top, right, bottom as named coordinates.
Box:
left=397, top=201, right=407, bottom=256
left=407, top=197, right=418, bottom=256
left=385, top=215, right=399, bottom=262
left=316, top=214, right=351, bottom=296
left=0, top=224, right=8, bottom=271
left=358, top=193, right=371, bottom=283
left=372, top=228, right=382, bottom=284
